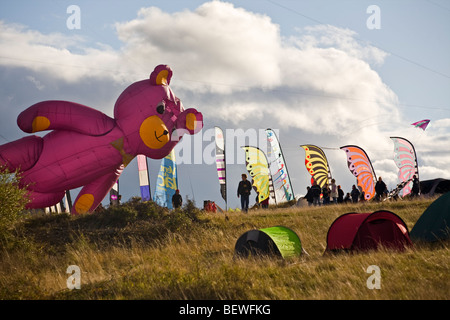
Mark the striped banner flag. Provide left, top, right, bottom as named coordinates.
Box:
left=137, top=154, right=151, bottom=201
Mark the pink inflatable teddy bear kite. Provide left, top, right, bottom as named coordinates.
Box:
left=0, top=65, right=203, bottom=214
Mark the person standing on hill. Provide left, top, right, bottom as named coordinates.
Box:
left=330, top=179, right=338, bottom=204
left=375, top=177, right=387, bottom=201
left=311, top=181, right=322, bottom=206
left=411, top=175, right=420, bottom=198
left=305, top=186, right=314, bottom=206
left=351, top=185, right=360, bottom=203
left=322, top=184, right=330, bottom=205
left=172, top=189, right=183, bottom=209
left=237, top=174, right=252, bottom=213
left=337, top=185, right=344, bottom=203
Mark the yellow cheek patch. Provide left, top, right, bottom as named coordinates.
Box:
left=32, top=116, right=50, bottom=132
left=139, top=116, right=170, bottom=149
left=186, top=113, right=197, bottom=131
left=74, top=194, right=95, bottom=214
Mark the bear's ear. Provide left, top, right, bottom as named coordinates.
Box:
left=149, top=65, right=173, bottom=86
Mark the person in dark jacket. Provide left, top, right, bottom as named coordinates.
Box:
left=344, top=192, right=351, bottom=203
left=311, top=181, right=322, bottom=206
left=337, top=185, right=344, bottom=203
left=351, top=185, right=360, bottom=203
left=411, top=175, right=420, bottom=198
left=172, top=189, right=183, bottom=209
left=322, top=184, right=330, bottom=205
left=375, top=177, right=387, bottom=201
left=305, top=186, right=314, bottom=206
left=237, top=174, right=252, bottom=213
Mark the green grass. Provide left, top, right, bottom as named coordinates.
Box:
left=0, top=197, right=448, bottom=300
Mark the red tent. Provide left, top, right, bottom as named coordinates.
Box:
left=325, top=210, right=413, bottom=253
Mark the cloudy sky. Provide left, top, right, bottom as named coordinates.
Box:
left=1, top=0, right=449, bottom=210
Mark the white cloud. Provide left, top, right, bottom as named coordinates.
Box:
left=418, top=165, right=450, bottom=181
left=0, top=20, right=124, bottom=83
left=432, top=118, right=450, bottom=131
left=113, top=1, right=402, bottom=151
left=291, top=25, right=388, bottom=66
left=115, top=2, right=283, bottom=94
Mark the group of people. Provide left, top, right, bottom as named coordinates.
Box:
left=304, top=175, right=420, bottom=206
left=180, top=173, right=423, bottom=213
left=304, top=177, right=387, bottom=206
left=236, top=173, right=363, bottom=212
left=304, top=179, right=347, bottom=206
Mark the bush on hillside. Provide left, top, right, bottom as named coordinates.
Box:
left=0, top=166, right=29, bottom=247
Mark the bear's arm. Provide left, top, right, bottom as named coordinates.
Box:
left=17, top=100, right=115, bottom=136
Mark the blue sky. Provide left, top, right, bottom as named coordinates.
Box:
left=1, top=0, right=449, bottom=210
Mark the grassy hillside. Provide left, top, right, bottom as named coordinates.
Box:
left=0, top=196, right=448, bottom=300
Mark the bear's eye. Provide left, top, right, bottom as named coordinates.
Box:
left=156, top=103, right=165, bottom=115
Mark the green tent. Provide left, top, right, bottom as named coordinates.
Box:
left=410, top=192, right=450, bottom=242
left=234, top=226, right=302, bottom=259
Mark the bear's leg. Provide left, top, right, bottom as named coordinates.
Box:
left=72, top=164, right=124, bottom=214
left=0, top=136, right=43, bottom=172
left=25, top=190, right=66, bottom=209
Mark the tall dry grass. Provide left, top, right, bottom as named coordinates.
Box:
left=0, top=197, right=448, bottom=300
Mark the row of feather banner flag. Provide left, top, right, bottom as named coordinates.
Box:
left=214, top=127, right=424, bottom=209
left=124, top=121, right=425, bottom=211
left=146, top=120, right=426, bottom=210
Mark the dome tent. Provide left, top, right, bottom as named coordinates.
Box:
left=325, top=210, right=413, bottom=253
left=234, top=226, right=302, bottom=259
left=410, top=192, right=450, bottom=242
